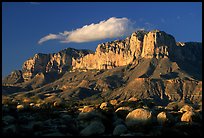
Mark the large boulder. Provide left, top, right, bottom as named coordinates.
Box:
left=125, top=108, right=153, bottom=127
left=157, top=111, right=174, bottom=126
left=181, top=111, right=196, bottom=123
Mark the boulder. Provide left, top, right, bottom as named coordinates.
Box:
left=181, top=111, right=196, bottom=123
left=113, top=124, right=128, bottom=136
left=157, top=111, right=174, bottom=126
left=16, top=104, right=24, bottom=111
left=125, top=108, right=153, bottom=127
left=3, top=125, right=16, bottom=135
left=80, top=121, right=105, bottom=136
left=109, top=99, right=118, bottom=106
left=2, top=115, right=15, bottom=125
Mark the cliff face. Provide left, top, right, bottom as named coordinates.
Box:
left=22, top=48, right=93, bottom=81
left=72, top=31, right=144, bottom=70
left=72, top=30, right=179, bottom=70
left=141, top=30, right=176, bottom=58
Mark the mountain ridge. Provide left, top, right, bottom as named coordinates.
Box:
left=2, top=29, right=202, bottom=105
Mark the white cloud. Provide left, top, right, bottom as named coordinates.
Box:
left=38, top=17, right=136, bottom=44
left=38, top=34, right=63, bottom=44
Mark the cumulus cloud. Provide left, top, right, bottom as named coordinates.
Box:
left=38, top=17, right=136, bottom=44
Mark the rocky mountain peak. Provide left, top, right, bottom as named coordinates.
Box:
left=73, top=29, right=178, bottom=70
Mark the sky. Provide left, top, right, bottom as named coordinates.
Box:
left=2, top=2, right=202, bottom=78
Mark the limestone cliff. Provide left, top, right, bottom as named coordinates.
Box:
left=73, top=30, right=147, bottom=70
left=72, top=30, right=179, bottom=70
left=22, top=48, right=93, bottom=81
left=141, top=30, right=176, bottom=58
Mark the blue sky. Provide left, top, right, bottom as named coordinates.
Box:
left=2, top=2, right=202, bottom=77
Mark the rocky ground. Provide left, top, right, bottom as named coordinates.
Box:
left=2, top=97, right=202, bottom=136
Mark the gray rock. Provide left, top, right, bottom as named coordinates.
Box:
left=78, top=110, right=104, bottom=121
left=43, top=132, right=65, bottom=136
left=113, top=118, right=125, bottom=127
left=2, top=115, right=15, bottom=125
left=3, top=125, right=16, bottom=134
left=80, top=121, right=105, bottom=136
left=113, top=124, right=128, bottom=136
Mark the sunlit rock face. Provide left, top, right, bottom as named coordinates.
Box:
left=141, top=30, right=177, bottom=59
left=72, top=30, right=178, bottom=70
left=22, top=48, right=93, bottom=81
left=73, top=31, right=145, bottom=70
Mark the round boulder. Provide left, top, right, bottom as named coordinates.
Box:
left=16, top=104, right=24, bottom=111
left=157, top=111, right=174, bottom=126
left=181, top=111, right=195, bottom=123
left=125, top=108, right=153, bottom=127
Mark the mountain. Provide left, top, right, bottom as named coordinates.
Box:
left=2, top=30, right=202, bottom=103
left=3, top=48, right=93, bottom=89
